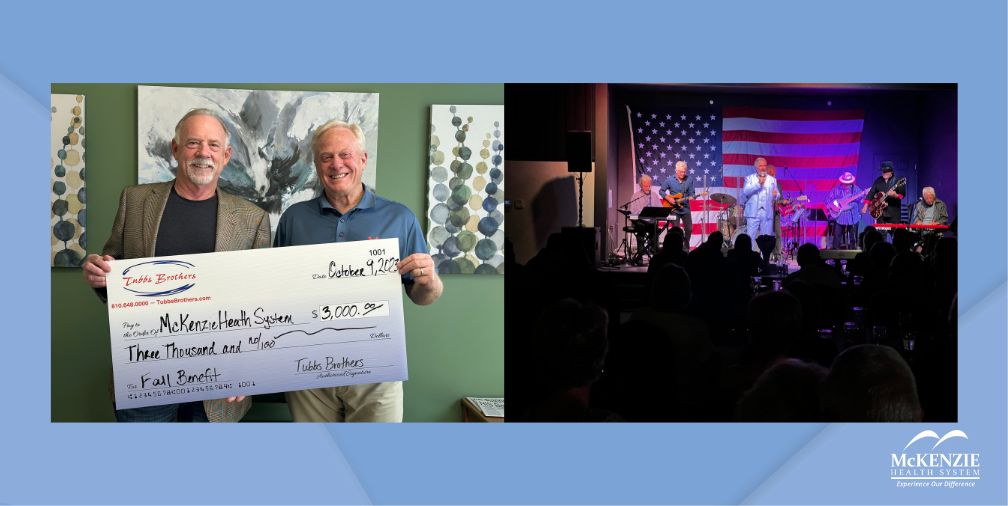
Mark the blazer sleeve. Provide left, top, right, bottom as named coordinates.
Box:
left=93, top=187, right=132, bottom=303
left=101, top=186, right=130, bottom=260
left=742, top=175, right=761, bottom=198
left=937, top=202, right=949, bottom=225
left=253, top=210, right=271, bottom=249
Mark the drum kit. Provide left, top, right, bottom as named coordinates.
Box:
left=711, top=193, right=742, bottom=241
left=711, top=192, right=810, bottom=257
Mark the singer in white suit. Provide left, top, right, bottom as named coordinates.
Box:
left=742, top=157, right=779, bottom=240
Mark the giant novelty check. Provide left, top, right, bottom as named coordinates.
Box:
left=105, top=239, right=407, bottom=409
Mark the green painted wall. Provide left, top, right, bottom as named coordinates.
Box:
left=50, top=83, right=503, bottom=422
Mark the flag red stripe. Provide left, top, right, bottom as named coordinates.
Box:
left=723, top=106, right=865, bottom=121
left=722, top=177, right=841, bottom=192
left=722, top=153, right=860, bottom=168
left=722, top=130, right=862, bottom=144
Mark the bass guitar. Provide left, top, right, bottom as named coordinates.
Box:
left=868, top=177, right=906, bottom=220
left=825, top=189, right=869, bottom=220
left=662, top=191, right=709, bottom=210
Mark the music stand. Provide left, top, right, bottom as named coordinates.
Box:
left=639, top=206, right=673, bottom=221
left=805, top=208, right=829, bottom=247
left=636, top=206, right=672, bottom=260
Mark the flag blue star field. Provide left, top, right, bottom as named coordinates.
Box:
left=628, top=106, right=727, bottom=247
left=629, top=105, right=865, bottom=247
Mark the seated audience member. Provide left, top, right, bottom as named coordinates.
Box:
left=746, top=290, right=803, bottom=362
left=784, top=244, right=841, bottom=292
left=684, top=231, right=730, bottom=321
left=930, top=236, right=957, bottom=314
left=718, top=291, right=804, bottom=414
left=848, top=228, right=883, bottom=278
left=754, top=234, right=777, bottom=264
left=861, top=241, right=897, bottom=315
left=781, top=280, right=837, bottom=367
left=647, top=227, right=687, bottom=281
left=524, top=232, right=596, bottom=307
left=523, top=298, right=617, bottom=421
left=615, top=263, right=718, bottom=419
left=735, top=358, right=828, bottom=422
left=635, top=265, right=714, bottom=368
left=784, top=244, right=843, bottom=327
left=593, top=319, right=682, bottom=421
left=820, top=344, right=922, bottom=421
left=726, top=233, right=766, bottom=276
left=891, top=228, right=916, bottom=254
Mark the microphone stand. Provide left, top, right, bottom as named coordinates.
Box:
left=614, top=192, right=650, bottom=264
left=701, top=174, right=709, bottom=244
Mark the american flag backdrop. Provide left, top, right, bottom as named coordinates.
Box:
left=629, top=105, right=865, bottom=249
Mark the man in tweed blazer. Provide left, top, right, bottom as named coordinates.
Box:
left=82, top=109, right=270, bottom=422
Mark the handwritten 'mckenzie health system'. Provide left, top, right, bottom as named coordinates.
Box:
left=105, top=239, right=406, bottom=409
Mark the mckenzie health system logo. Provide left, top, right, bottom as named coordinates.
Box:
left=120, top=259, right=197, bottom=297
left=890, top=429, right=980, bottom=489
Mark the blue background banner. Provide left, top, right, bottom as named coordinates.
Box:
left=5, top=0, right=1005, bottom=503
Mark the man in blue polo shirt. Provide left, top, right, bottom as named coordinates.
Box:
left=274, top=120, right=444, bottom=422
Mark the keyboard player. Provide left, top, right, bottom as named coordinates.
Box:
left=911, top=186, right=949, bottom=255
left=629, top=174, right=661, bottom=261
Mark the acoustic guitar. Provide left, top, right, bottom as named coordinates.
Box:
left=868, top=177, right=906, bottom=220
left=662, top=191, right=709, bottom=209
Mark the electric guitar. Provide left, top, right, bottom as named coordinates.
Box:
left=662, top=191, right=708, bottom=210
left=776, top=195, right=808, bottom=216
left=824, top=189, right=870, bottom=219
left=868, top=177, right=907, bottom=220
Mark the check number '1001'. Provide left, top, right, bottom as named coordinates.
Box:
left=317, top=301, right=390, bottom=321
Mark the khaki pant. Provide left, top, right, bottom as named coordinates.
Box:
left=286, top=382, right=403, bottom=422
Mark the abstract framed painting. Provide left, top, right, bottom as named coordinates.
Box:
left=50, top=93, right=86, bottom=267
left=426, top=104, right=504, bottom=274
left=137, top=86, right=379, bottom=235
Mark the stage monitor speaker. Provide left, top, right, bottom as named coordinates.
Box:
left=566, top=130, right=592, bottom=173
left=820, top=249, right=861, bottom=260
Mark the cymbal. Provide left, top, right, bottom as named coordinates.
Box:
left=709, top=193, right=736, bottom=205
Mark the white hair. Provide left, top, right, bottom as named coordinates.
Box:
left=174, top=108, right=230, bottom=146
left=754, top=157, right=767, bottom=166
left=922, top=186, right=936, bottom=196
left=639, top=174, right=652, bottom=184
left=312, top=120, right=367, bottom=156
left=675, top=161, right=688, bottom=170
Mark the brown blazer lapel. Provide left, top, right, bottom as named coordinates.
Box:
left=214, top=192, right=240, bottom=252
left=142, top=182, right=173, bottom=257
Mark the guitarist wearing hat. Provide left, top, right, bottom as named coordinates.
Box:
left=862, top=161, right=907, bottom=229
left=659, top=160, right=696, bottom=250
left=825, top=171, right=865, bottom=249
